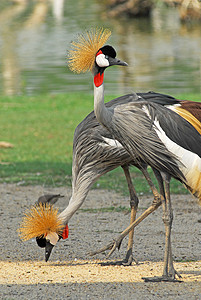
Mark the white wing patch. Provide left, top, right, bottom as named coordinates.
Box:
left=100, top=137, right=123, bottom=149
left=142, top=105, right=151, bottom=118
left=154, top=118, right=201, bottom=198
left=143, top=103, right=201, bottom=199
left=166, top=104, right=181, bottom=111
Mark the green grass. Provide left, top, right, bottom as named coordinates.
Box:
left=0, top=92, right=200, bottom=196
left=0, top=93, right=93, bottom=185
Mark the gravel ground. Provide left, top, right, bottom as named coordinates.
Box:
left=0, top=183, right=201, bottom=299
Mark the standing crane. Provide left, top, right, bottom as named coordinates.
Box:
left=67, top=28, right=201, bottom=282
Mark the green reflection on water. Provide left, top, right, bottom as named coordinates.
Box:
left=0, top=1, right=200, bottom=96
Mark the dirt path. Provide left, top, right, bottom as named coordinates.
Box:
left=0, top=184, right=201, bottom=299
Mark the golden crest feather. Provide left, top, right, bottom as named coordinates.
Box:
left=68, top=28, right=111, bottom=73
left=18, top=203, right=63, bottom=241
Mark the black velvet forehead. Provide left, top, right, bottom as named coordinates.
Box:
left=100, top=45, right=116, bottom=58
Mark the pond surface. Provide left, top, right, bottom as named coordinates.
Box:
left=0, top=0, right=201, bottom=96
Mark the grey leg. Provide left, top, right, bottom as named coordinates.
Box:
left=122, top=165, right=139, bottom=265
left=143, top=174, right=182, bottom=282
left=122, top=165, right=164, bottom=265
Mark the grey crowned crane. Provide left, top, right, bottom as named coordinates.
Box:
left=67, top=28, right=201, bottom=282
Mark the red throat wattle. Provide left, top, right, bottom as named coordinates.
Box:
left=94, top=73, right=104, bottom=87
left=62, top=224, right=69, bottom=239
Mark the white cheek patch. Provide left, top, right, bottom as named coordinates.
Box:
left=96, top=54, right=109, bottom=68
left=46, top=232, right=59, bottom=246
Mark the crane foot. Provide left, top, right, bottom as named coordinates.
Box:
left=99, top=251, right=137, bottom=266
left=142, top=264, right=182, bottom=282
left=122, top=249, right=138, bottom=266
left=89, top=235, right=124, bottom=257
left=106, top=237, right=123, bottom=258
left=89, top=235, right=138, bottom=267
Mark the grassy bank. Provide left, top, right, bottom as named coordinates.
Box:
left=0, top=92, right=200, bottom=196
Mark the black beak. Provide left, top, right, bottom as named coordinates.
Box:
left=109, top=57, right=128, bottom=67
left=45, top=240, right=54, bottom=262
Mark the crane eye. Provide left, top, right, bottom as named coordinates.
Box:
left=105, top=55, right=109, bottom=59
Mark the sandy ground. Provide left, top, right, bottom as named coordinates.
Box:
left=0, top=183, right=201, bottom=299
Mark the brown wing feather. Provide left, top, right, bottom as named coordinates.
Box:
left=180, top=100, right=201, bottom=122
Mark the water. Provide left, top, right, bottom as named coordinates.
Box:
left=0, top=0, right=200, bottom=96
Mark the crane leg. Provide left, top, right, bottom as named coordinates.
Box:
left=122, top=165, right=139, bottom=265
left=142, top=174, right=182, bottom=282
left=120, top=165, right=163, bottom=266
left=122, top=165, right=168, bottom=265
